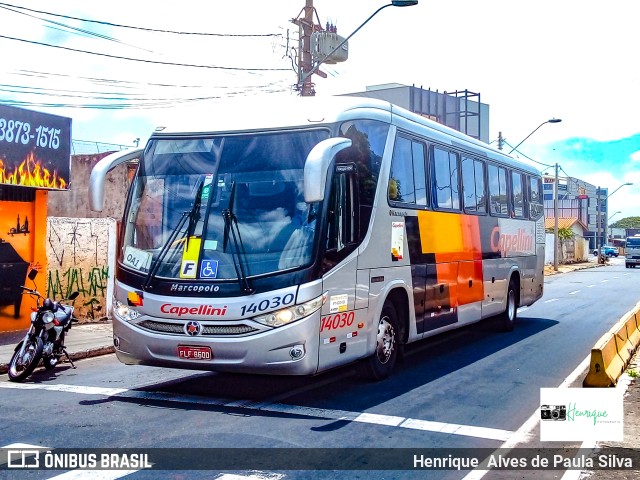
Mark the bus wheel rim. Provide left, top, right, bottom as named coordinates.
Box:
left=507, top=290, right=516, bottom=321
left=376, top=316, right=395, bottom=364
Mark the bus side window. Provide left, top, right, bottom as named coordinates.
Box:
left=511, top=171, right=525, bottom=218
left=529, top=176, right=544, bottom=220
left=488, top=164, right=508, bottom=216
left=326, top=169, right=358, bottom=254
left=462, top=156, right=487, bottom=214
left=388, top=136, right=427, bottom=207
left=432, top=146, right=460, bottom=211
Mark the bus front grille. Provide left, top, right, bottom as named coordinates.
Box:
left=137, top=320, right=259, bottom=336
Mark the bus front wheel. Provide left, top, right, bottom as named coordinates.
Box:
left=360, top=302, right=399, bottom=381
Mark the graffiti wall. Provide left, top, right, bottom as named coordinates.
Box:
left=46, top=217, right=116, bottom=322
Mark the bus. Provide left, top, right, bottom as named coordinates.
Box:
left=89, top=96, right=545, bottom=380
left=626, top=235, right=640, bottom=268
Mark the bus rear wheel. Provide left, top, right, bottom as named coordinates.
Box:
left=498, top=279, right=518, bottom=332
left=360, top=302, right=399, bottom=381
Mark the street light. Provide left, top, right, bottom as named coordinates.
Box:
left=609, top=211, right=622, bottom=222
left=298, top=1, right=418, bottom=95
left=508, top=118, right=562, bottom=154
left=514, top=118, right=563, bottom=270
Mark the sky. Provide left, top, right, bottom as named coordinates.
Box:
left=1, top=0, right=639, bottom=220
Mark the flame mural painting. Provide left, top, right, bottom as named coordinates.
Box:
left=0, top=104, right=71, bottom=332
left=0, top=104, right=71, bottom=190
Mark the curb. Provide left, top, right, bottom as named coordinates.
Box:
left=0, top=345, right=115, bottom=375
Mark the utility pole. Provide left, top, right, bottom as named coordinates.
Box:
left=553, top=162, right=559, bottom=271
left=292, top=0, right=317, bottom=96
left=596, top=186, right=603, bottom=264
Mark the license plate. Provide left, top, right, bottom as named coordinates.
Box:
left=177, top=345, right=213, bottom=360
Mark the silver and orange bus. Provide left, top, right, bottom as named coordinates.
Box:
left=89, top=96, right=545, bottom=380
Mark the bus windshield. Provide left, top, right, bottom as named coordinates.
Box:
left=627, top=237, right=640, bottom=248
left=121, top=129, right=330, bottom=281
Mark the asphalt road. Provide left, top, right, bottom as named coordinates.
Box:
left=1, top=257, right=638, bottom=480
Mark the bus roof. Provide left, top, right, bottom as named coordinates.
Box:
left=151, top=95, right=539, bottom=175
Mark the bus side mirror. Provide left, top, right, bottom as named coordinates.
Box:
left=89, top=148, right=144, bottom=212
left=303, top=138, right=352, bottom=203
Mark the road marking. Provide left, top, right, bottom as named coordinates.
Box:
left=0, top=382, right=513, bottom=442
left=461, top=355, right=592, bottom=480
left=1, top=443, right=135, bottom=479
left=587, top=284, right=596, bottom=288
left=48, top=470, right=137, bottom=480
left=601, top=279, right=609, bottom=283
left=568, top=290, right=580, bottom=295
left=216, top=474, right=284, bottom=480
left=544, top=298, right=559, bottom=303
left=560, top=375, right=633, bottom=480
left=0, top=382, right=128, bottom=396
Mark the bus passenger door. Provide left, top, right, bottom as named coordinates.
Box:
left=318, top=167, right=366, bottom=371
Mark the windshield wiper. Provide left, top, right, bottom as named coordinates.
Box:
left=143, top=179, right=204, bottom=290
left=222, top=181, right=254, bottom=294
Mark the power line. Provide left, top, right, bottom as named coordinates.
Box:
left=503, top=140, right=554, bottom=169
left=0, top=2, right=279, bottom=37
left=0, top=34, right=291, bottom=72
left=0, top=4, right=154, bottom=53
left=9, top=69, right=207, bottom=89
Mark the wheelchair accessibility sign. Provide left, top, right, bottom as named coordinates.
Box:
left=200, top=260, right=219, bottom=279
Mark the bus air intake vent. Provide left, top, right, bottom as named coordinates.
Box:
left=138, top=320, right=258, bottom=336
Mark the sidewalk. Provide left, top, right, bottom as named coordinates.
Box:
left=0, top=259, right=637, bottom=479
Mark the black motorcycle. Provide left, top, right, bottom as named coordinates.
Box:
left=8, top=270, right=79, bottom=382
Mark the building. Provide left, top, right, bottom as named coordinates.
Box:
left=343, top=84, right=490, bottom=143
left=542, top=173, right=608, bottom=250
left=0, top=105, right=71, bottom=332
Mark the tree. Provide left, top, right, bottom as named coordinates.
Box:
left=545, top=226, right=575, bottom=241
left=610, top=217, right=640, bottom=229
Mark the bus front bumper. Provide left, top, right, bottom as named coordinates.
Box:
left=112, top=313, right=321, bottom=375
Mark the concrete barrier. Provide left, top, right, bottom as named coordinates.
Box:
left=583, top=301, right=640, bottom=387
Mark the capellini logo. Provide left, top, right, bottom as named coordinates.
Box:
left=127, top=291, right=143, bottom=307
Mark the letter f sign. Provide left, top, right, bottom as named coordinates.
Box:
left=180, top=260, right=197, bottom=279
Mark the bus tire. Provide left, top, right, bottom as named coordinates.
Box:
left=360, top=302, right=399, bottom=381
left=498, top=279, right=518, bottom=332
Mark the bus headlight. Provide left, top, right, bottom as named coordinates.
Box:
left=113, top=300, right=141, bottom=322
left=253, top=294, right=325, bottom=328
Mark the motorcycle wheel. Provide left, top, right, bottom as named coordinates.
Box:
left=8, top=337, right=43, bottom=382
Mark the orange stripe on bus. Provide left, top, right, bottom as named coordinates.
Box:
left=417, top=211, right=484, bottom=306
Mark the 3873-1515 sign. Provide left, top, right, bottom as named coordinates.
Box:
left=0, top=104, right=71, bottom=190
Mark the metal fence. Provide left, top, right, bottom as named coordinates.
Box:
left=72, top=139, right=137, bottom=155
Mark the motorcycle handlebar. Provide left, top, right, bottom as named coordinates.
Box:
left=20, top=286, right=80, bottom=307
left=20, top=285, right=40, bottom=296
